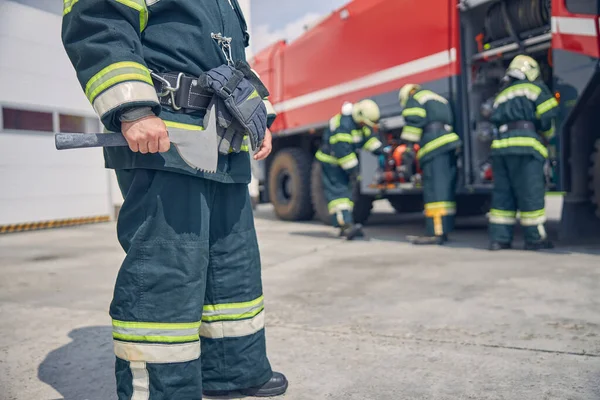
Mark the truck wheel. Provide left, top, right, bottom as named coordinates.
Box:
left=268, top=148, right=314, bottom=221
left=589, top=138, right=600, bottom=217
left=310, top=161, right=331, bottom=225
left=352, top=182, right=374, bottom=225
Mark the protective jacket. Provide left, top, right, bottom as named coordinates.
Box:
left=62, top=0, right=260, bottom=184
left=316, top=113, right=383, bottom=174
left=400, top=89, right=461, bottom=164
left=490, top=79, right=559, bottom=161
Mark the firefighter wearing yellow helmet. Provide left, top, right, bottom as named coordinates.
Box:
left=398, top=84, right=462, bottom=245
left=487, top=54, right=559, bottom=251
left=315, top=99, right=388, bottom=239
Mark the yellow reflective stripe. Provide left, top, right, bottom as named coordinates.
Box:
left=351, top=129, right=364, bottom=143
left=536, top=98, right=559, bottom=117
left=491, top=137, right=548, bottom=158
left=329, top=114, right=342, bottom=131
left=414, top=90, right=448, bottom=105
left=112, top=320, right=202, bottom=330
left=520, top=209, right=545, bottom=218
left=328, top=198, right=353, bottom=213
left=316, top=150, right=339, bottom=165
left=113, top=333, right=199, bottom=343
left=490, top=209, right=517, bottom=217
left=163, top=120, right=203, bottom=131
left=115, top=0, right=149, bottom=31
left=204, top=296, right=264, bottom=313
left=417, top=133, right=460, bottom=160
left=403, top=126, right=422, bottom=135
left=425, top=201, right=456, bottom=210
left=330, top=133, right=353, bottom=144
left=85, top=62, right=153, bottom=104
left=402, top=107, right=427, bottom=118
left=338, top=152, right=358, bottom=169
left=63, top=0, right=79, bottom=15
left=202, top=306, right=264, bottom=322
left=363, top=137, right=382, bottom=151
left=494, top=83, right=541, bottom=106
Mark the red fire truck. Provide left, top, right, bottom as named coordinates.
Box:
left=250, top=0, right=600, bottom=240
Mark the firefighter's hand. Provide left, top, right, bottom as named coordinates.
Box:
left=121, top=116, right=170, bottom=154
left=254, top=128, right=272, bottom=160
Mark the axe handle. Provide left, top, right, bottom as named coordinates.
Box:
left=55, top=132, right=128, bottom=150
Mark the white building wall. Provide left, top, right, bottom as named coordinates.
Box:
left=0, top=1, right=113, bottom=226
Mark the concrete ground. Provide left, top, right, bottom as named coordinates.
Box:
left=1, top=198, right=600, bottom=400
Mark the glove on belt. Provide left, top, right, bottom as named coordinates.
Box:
left=198, top=64, right=267, bottom=153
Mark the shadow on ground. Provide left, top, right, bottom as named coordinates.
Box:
left=38, top=326, right=115, bottom=400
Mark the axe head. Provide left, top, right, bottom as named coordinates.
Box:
left=168, top=100, right=219, bottom=173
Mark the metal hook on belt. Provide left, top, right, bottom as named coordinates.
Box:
left=211, top=32, right=234, bottom=66
left=149, top=70, right=184, bottom=110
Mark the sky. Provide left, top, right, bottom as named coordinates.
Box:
left=249, top=0, right=349, bottom=53
left=10, top=0, right=350, bottom=53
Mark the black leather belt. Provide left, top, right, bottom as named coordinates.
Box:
left=151, top=72, right=213, bottom=113
left=424, top=122, right=452, bottom=133
left=499, top=120, right=536, bottom=132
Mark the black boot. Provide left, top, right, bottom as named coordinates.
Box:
left=408, top=234, right=447, bottom=245
left=203, top=371, right=288, bottom=398
left=489, top=241, right=512, bottom=251
left=524, top=240, right=554, bottom=251
left=345, top=224, right=365, bottom=240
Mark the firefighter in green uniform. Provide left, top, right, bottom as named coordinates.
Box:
left=315, top=100, right=386, bottom=240
left=488, top=55, right=559, bottom=251
left=398, top=84, right=462, bottom=245
left=61, top=1, right=287, bottom=399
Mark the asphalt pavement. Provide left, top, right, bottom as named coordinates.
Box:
left=1, top=198, right=599, bottom=400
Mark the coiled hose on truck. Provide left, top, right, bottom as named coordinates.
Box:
left=484, top=0, right=551, bottom=42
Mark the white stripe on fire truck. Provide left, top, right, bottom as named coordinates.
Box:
left=552, top=16, right=598, bottom=37
left=273, top=48, right=457, bottom=113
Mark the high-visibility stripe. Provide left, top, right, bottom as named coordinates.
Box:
left=363, top=137, right=382, bottom=152
left=273, top=49, right=457, bottom=113
left=0, top=215, right=110, bottom=234
left=114, top=340, right=200, bottom=363
left=112, top=319, right=202, bottom=343
left=315, top=150, right=338, bottom=165
left=329, top=114, right=342, bottom=131
left=328, top=198, right=353, bottom=213
left=339, top=153, right=359, bottom=170
left=553, top=16, right=598, bottom=37
left=489, top=208, right=517, bottom=225
left=351, top=129, right=364, bottom=143
left=203, top=296, right=264, bottom=322
left=414, top=90, right=448, bottom=105
left=401, top=126, right=422, bottom=142
left=536, top=98, right=559, bottom=117
left=130, top=362, right=150, bottom=400
left=493, top=83, right=541, bottom=107
left=200, top=310, right=265, bottom=339
left=93, top=81, right=159, bottom=117
left=330, top=133, right=353, bottom=144
left=417, top=133, right=460, bottom=160
left=490, top=209, right=517, bottom=217
left=402, top=107, right=427, bottom=118
left=85, top=62, right=153, bottom=104
left=115, top=0, right=149, bottom=31
left=491, top=137, right=548, bottom=158
left=424, top=201, right=456, bottom=215
left=519, top=209, right=546, bottom=226
left=63, top=0, right=79, bottom=15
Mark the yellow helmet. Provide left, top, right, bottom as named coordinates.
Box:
left=506, top=55, right=540, bottom=82
left=352, top=99, right=380, bottom=127
left=398, top=84, right=421, bottom=107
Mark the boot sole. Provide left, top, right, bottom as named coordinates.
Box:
left=204, top=381, right=288, bottom=398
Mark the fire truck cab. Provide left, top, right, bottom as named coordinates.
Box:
left=250, top=0, right=600, bottom=240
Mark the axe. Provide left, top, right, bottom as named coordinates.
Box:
left=54, top=100, right=220, bottom=173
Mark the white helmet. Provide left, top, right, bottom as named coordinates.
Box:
left=398, top=84, right=421, bottom=107
left=506, top=55, right=540, bottom=82
left=352, top=99, right=380, bottom=127
left=341, top=101, right=354, bottom=115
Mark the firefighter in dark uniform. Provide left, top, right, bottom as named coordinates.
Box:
left=488, top=55, right=559, bottom=251
left=61, top=0, right=287, bottom=398
left=398, top=84, right=462, bottom=245
left=315, top=100, right=386, bottom=240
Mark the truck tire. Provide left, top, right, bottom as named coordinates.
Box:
left=352, top=182, right=374, bottom=225
left=268, top=148, right=314, bottom=221
left=589, top=138, right=600, bottom=217
left=310, top=160, right=331, bottom=225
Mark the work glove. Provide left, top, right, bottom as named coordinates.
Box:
left=204, top=98, right=247, bottom=154
left=198, top=64, right=267, bottom=152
